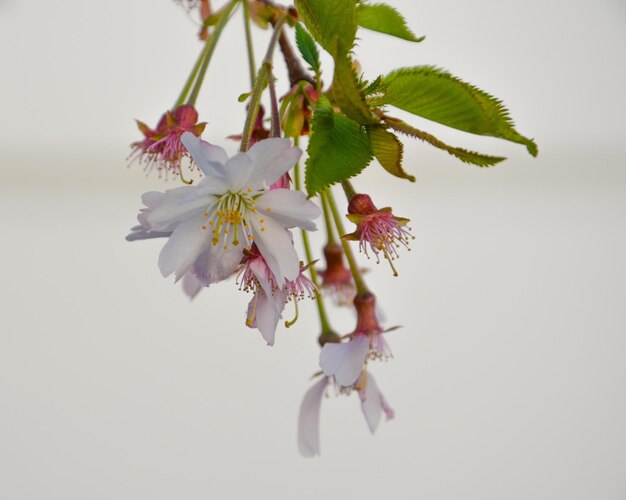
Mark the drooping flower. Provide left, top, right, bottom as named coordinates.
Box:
left=239, top=245, right=316, bottom=345
left=344, top=193, right=414, bottom=276
left=317, top=243, right=355, bottom=306
left=319, top=292, right=392, bottom=387
left=130, top=105, right=206, bottom=176
left=132, top=132, right=320, bottom=292
left=297, top=372, right=394, bottom=457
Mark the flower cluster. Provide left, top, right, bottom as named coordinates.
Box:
left=127, top=0, right=535, bottom=458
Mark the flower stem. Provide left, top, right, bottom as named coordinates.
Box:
left=340, top=179, right=357, bottom=202
left=294, top=142, right=335, bottom=339
left=268, top=73, right=281, bottom=138
left=320, top=189, right=336, bottom=245
left=240, top=15, right=286, bottom=151
left=242, top=0, right=256, bottom=88
left=174, top=39, right=211, bottom=109
left=186, top=0, right=239, bottom=106
left=324, top=189, right=369, bottom=296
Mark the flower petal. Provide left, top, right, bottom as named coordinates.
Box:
left=182, top=272, right=204, bottom=299
left=256, top=189, right=321, bottom=231
left=319, top=334, right=369, bottom=387
left=250, top=217, right=299, bottom=284
left=142, top=186, right=215, bottom=232
left=359, top=372, right=384, bottom=434
left=125, top=225, right=171, bottom=242
left=298, top=377, right=329, bottom=457
left=224, top=152, right=254, bottom=192
left=192, top=236, right=243, bottom=286
left=181, top=132, right=229, bottom=178
left=246, top=138, right=302, bottom=187
left=246, top=288, right=288, bottom=346
left=158, top=216, right=209, bottom=280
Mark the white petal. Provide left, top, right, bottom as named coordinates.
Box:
left=250, top=217, right=299, bottom=284
left=297, top=377, right=329, bottom=457
left=143, top=187, right=214, bottom=232
left=249, top=259, right=283, bottom=314
left=158, top=216, right=210, bottom=280
left=189, top=172, right=229, bottom=196
left=224, top=152, right=254, bottom=192
left=182, top=272, right=204, bottom=299
left=125, top=225, right=171, bottom=242
left=246, top=138, right=302, bottom=187
left=247, top=288, right=288, bottom=346
left=319, top=334, right=369, bottom=387
left=192, top=236, right=243, bottom=285
left=359, top=372, right=383, bottom=434
left=256, top=189, right=321, bottom=231
left=371, top=333, right=393, bottom=358
left=181, top=132, right=229, bottom=178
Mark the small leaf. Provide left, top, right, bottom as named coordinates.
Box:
left=332, top=49, right=378, bottom=125
left=294, top=0, right=357, bottom=56
left=238, top=92, right=251, bottom=102
left=295, top=24, right=321, bottom=73
left=305, top=99, right=373, bottom=196
left=383, top=115, right=506, bottom=167
left=377, top=66, right=538, bottom=156
left=363, top=76, right=386, bottom=97
left=357, top=3, right=424, bottom=43
left=367, top=125, right=415, bottom=181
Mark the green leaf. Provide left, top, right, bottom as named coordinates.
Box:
left=367, top=125, right=415, bottom=181
left=295, top=24, right=320, bottom=73
left=383, top=115, right=506, bottom=167
left=305, top=99, right=373, bottom=196
left=332, top=49, right=378, bottom=125
left=378, top=66, right=538, bottom=156
left=357, top=3, right=424, bottom=42
left=294, top=0, right=357, bottom=56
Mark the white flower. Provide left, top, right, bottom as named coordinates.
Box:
left=134, top=133, right=320, bottom=286
left=319, top=292, right=393, bottom=387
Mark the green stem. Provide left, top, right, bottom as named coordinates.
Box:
left=242, top=0, right=256, bottom=87
left=320, top=189, right=336, bottom=245
left=324, top=189, right=369, bottom=296
left=340, top=179, right=357, bottom=201
left=174, top=39, right=211, bottom=109
left=294, top=142, right=334, bottom=338
left=186, top=0, right=239, bottom=106
left=240, top=15, right=286, bottom=151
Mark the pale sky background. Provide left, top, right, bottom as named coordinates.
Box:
left=1, top=1, right=625, bottom=499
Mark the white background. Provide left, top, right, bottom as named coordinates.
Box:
left=1, top=0, right=625, bottom=498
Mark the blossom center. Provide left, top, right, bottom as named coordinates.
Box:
left=202, top=189, right=261, bottom=249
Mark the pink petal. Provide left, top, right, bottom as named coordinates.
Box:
left=297, top=377, right=329, bottom=457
